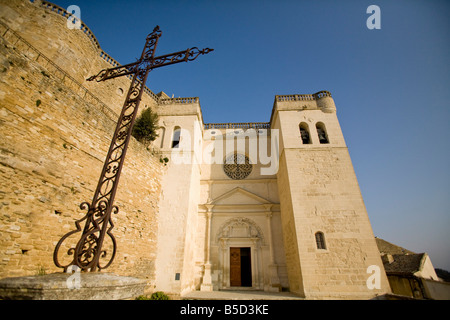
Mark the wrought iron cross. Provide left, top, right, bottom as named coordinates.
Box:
left=53, top=26, right=213, bottom=272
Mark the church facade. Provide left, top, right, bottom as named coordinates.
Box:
left=153, top=91, right=391, bottom=299
left=0, top=0, right=391, bottom=299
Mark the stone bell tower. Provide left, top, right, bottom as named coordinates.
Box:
left=271, top=91, right=391, bottom=299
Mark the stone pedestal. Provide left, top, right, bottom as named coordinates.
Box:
left=268, top=264, right=281, bottom=292
left=200, top=263, right=213, bottom=292
left=0, top=272, right=146, bottom=300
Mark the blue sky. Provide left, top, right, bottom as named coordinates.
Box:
left=52, top=0, right=450, bottom=270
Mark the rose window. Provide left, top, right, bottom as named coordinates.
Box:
left=223, top=153, right=252, bottom=180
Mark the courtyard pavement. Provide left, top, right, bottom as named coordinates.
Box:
left=182, top=290, right=303, bottom=300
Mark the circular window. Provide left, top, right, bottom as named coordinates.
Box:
left=223, top=153, right=252, bottom=180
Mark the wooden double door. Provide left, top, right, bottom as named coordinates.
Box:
left=230, top=247, right=252, bottom=287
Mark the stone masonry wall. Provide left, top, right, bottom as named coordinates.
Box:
left=276, top=151, right=305, bottom=296
left=284, top=147, right=388, bottom=298
left=0, top=0, right=163, bottom=292
left=0, top=0, right=159, bottom=116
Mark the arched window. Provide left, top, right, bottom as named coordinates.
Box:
left=172, top=126, right=181, bottom=148
left=315, top=232, right=326, bottom=250
left=316, top=122, right=329, bottom=144
left=159, top=127, right=165, bottom=148
left=299, top=123, right=311, bottom=144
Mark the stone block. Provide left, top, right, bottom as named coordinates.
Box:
left=0, top=272, right=146, bottom=300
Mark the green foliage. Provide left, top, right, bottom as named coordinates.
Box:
left=435, top=268, right=450, bottom=282
left=151, top=291, right=170, bottom=300
left=135, top=291, right=170, bottom=300
left=132, top=107, right=159, bottom=144
left=35, top=264, right=46, bottom=276
left=159, top=156, right=169, bottom=166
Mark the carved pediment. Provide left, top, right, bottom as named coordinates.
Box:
left=209, top=187, right=271, bottom=206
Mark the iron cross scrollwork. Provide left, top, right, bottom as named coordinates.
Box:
left=53, top=26, right=213, bottom=272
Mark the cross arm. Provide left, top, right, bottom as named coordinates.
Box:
left=86, top=60, right=142, bottom=82
left=86, top=47, right=213, bottom=82
left=147, top=47, right=214, bottom=70
left=87, top=26, right=163, bottom=83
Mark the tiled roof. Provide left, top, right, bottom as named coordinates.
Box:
left=383, top=253, right=426, bottom=275
left=376, top=237, right=427, bottom=276
left=375, top=237, right=415, bottom=255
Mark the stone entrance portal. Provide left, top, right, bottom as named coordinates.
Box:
left=215, top=218, right=264, bottom=290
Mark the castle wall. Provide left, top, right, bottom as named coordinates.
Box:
left=0, top=0, right=163, bottom=292
left=0, top=0, right=159, bottom=117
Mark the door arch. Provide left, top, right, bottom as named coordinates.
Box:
left=216, top=218, right=265, bottom=289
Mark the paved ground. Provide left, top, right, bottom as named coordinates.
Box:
left=182, top=290, right=303, bottom=300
